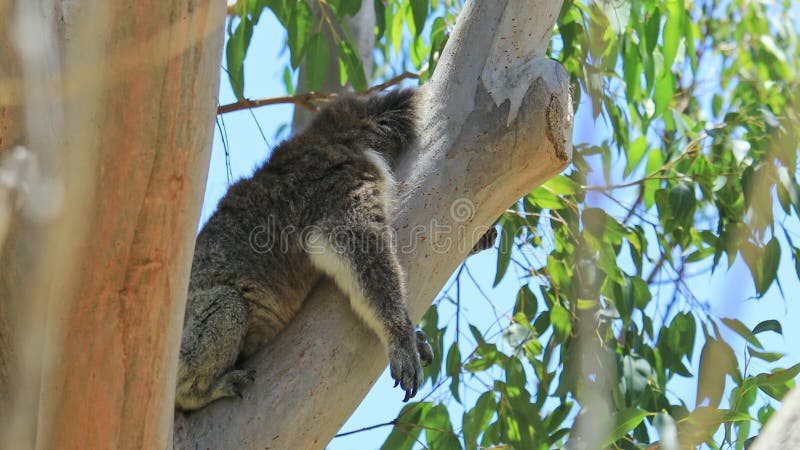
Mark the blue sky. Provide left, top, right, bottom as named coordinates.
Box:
left=203, top=9, right=800, bottom=448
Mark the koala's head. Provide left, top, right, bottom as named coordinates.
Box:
left=306, top=89, right=418, bottom=161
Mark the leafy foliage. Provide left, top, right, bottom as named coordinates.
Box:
left=225, top=0, right=800, bottom=447
left=226, top=0, right=370, bottom=97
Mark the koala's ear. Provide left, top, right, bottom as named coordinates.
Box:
left=365, top=89, right=416, bottom=117
left=365, top=89, right=418, bottom=145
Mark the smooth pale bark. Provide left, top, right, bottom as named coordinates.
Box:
left=0, top=0, right=224, bottom=448
left=0, top=0, right=24, bottom=409
left=174, top=0, right=571, bottom=448
left=751, top=387, right=800, bottom=449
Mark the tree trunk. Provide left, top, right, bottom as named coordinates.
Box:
left=0, top=0, right=225, bottom=448
left=174, top=0, right=572, bottom=448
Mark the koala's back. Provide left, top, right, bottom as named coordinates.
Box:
left=177, top=89, right=418, bottom=411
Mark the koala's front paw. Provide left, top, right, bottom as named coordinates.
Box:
left=212, top=369, right=256, bottom=400
left=416, top=330, right=434, bottom=366
left=389, top=336, right=424, bottom=402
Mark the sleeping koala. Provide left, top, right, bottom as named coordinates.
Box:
left=175, top=89, right=495, bottom=411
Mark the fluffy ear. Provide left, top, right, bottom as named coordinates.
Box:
left=307, top=89, right=418, bottom=145
left=363, top=88, right=418, bottom=147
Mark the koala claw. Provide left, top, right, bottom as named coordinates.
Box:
left=217, top=369, right=256, bottom=400
left=389, top=335, right=425, bottom=402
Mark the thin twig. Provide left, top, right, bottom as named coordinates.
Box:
left=217, top=93, right=331, bottom=115
left=217, top=71, right=423, bottom=115
left=334, top=420, right=397, bottom=438
left=365, top=71, right=422, bottom=94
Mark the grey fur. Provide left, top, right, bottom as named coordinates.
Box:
left=176, top=90, right=433, bottom=411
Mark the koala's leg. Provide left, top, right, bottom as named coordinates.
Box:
left=306, top=225, right=424, bottom=401
left=175, top=285, right=253, bottom=411
left=469, top=227, right=498, bottom=255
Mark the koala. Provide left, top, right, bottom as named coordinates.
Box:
left=176, top=89, right=430, bottom=411
left=175, top=89, right=496, bottom=412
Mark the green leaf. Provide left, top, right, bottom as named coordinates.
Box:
left=722, top=318, right=763, bottom=349
left=604, top=408, right=648, bottom=446
left=287, top=0, right=313, bottom=68
left=544, top=401, right=573, bottom=433
left=380, top=402, right=432, bottom=450
left=493, top=221, right=514, bottom=286
left=409, top=34, right=428, bottom=69
left=795, top=247, right=800, bottom=280
left=514, top=285, right=538, bottom=318
left=543, top=175, right=580, bottom=196
left=504, top=358, right=527, bottom=391
left=748, top=348, right=784, bottom=363
left=529, top=187, right=566, bottom=209
left=653, top=69, right=675, bottom=116
left=282, top=66, right=295, bottom=95
left=757, top=404, right=775, bottom=426
left=374, top=0, right=386, bottom=37
left=761, top=238, right=781, bottom=295
left=752, top=319, right=783, bottom=336
left=409, top=0, right=429, bottom=37
left=644, top=149, right=665, bottom=208
left=754, top=363, right=800, bottom=387
left=226, top=17, right=254, bottom=100
left=391, top=2, right=405, bottom=53
left=304, top=33, right=330, bottom=92
left=445, top=344, right=462, bottom=399
left=334, top=0, right=362, bottom=17
left=625, top=136, right=648, bottom=177
left=462, top=391, right=496, bottom=448
left=697, top=338, right=737, bottom=408
left=446, top=341, right=462, bottom=374
left=741, top=238, right=781, bottom=296
left=423, top=404, right=460, bottom=449
left=662, top=0, right=683, bottom=69
left=599, top=0, right=630, bottom=35
left=336, top=40, right=367, bottom=91
left=263, top=0, right=291, bottom=23
left=550, top=304, right=571, bottom=343
left=469, top=324, right=485, bottom=345
left=668, top=181, right=696, bottom=227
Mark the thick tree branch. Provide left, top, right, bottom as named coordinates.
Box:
left=174, top=0, right=571, bottom=448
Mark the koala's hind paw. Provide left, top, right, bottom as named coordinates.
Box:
left=389, top=335, right=425, bottom=402
left=213, top=369, right=256, bottom=400
left=416, top=330, right=434, bottom=366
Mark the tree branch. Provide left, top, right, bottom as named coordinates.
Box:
left=218, top=92, right=327, bottom=115
left=217, top=72, right=423, bottom=115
